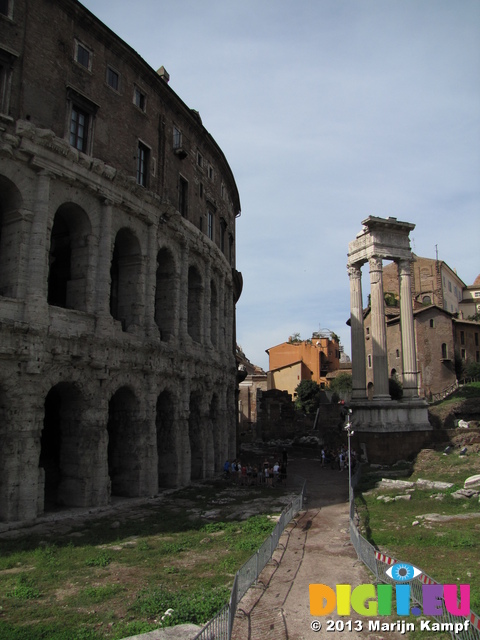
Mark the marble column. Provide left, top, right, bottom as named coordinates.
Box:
left=398, top=258, right=419, bottom=398
left=369, top=256, right=390, bottom=399
left=348, top=264, right=367, bottom=400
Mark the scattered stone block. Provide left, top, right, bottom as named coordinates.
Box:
left=465, top=475, right=480, bottom=489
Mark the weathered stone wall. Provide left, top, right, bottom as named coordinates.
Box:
left=0, top=0, right=241, bottom=523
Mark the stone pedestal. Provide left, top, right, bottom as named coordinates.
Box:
left=350, top=398, right=432, bottom=463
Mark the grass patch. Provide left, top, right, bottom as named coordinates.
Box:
left=0, top=481, right=290, bottom=639
left=355, top=421, right=480, bottom=622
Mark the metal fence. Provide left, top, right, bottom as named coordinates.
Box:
left=349, top=466, right=480, bottom=639
left=192, top=475, right=307, bottom=640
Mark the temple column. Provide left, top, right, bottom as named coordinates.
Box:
left=398, top=258, right=419, bottom=398
left=348, top=263, right=367, bottom=400
left=369, top=256, right=390, bottom=399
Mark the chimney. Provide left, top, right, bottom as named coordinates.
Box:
left=157, top=66, right=170, bottom=83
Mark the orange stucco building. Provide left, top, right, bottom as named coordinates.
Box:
left=266, top=333, right=341, bottom=397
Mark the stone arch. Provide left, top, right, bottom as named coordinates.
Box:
left=47, top=202, right=92, bottom=310
left=107, top=386, right=143, bottom=497
left=155, top=247, right=176, bottom=341
left=40, top=382, right=89, bottom=511
left=187, top=264, right=202, bottom=342
left=0, top=385, right=9, bottom=521
left=0, top=174, right=23, bottom=298
left=210, top=392, right=222, bottom=472
left=110, top=228, right=142, bottom=331
left=210, top=278, right=218, bottom=347
left=188, top=390, right=205, bottom=480
left=156, top=389, right=178, bottom=487
left=367, top=381, right=374, bottom=401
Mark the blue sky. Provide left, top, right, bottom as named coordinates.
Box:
left=81, top=0, right=480, bottom=371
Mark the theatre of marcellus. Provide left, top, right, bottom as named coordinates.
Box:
left=0, top=0, right=242, bottom=523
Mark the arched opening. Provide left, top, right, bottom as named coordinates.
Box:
left=0, top=387, right=9, bottom=521
left=40, top=383, right=85, bottom=511
left=210, top=393, right=221, bottom=472
left=210, top=279, right=218, bottom=347
left=0, top=175, right=23, bottom=298
left=189, top=391, right=204, bottom=480
left=107, top=387, right=141, bottom=496
left=110, top=229, right=142, bottom=331
left=47, top=203, right=91, bottom=310
left=367, top=381, right=374, bottom=401
left=155, top=248, right=176, bottom=341
left=187, top=265, right=202, bottom=342
left=156, top=390, right=177, bottom=487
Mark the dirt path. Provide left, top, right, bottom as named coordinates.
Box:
left=231, top=454, right=410, bottom=640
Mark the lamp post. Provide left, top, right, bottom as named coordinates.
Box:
left=344, top=408, right=354, bottom=506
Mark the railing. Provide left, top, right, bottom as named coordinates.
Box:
left=349, top=467, right=480, bottom=639
left=192, top=475, right=306, bottom=640
left=428, top=376, right=479, bottom=404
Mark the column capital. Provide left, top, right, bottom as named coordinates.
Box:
left=347, top=264, right=362, bottom=279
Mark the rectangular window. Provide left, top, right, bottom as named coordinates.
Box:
left=75, top=41, right=91, bottom=70
left=448, top=281, right=452, bottom=292
left=475, top=291, right=480, bottom=298
left=0, top=0, right=9, bottom=17
left=0, top=49, right=16, bottom=115
left=136, top=141, right=149, bottom=187
left=179, top=176, right=188, bottom=217
left=133, top=86, right=146, bottom=111
left=475, top=333, right=479, bottom=347
left=173, top=126, right=182, bottom=150
left=208, top=164, right=214, bottom=180
left=460, top=331, right=465, bottom=345
left=106, top=66, right=119, bottom=91
left=207, top=210, right=214, bottom=240
left=476, top=351, right=480, bottom=363
left=220, top=218, right=227, bottom=252
left=197, top=151, right=203, bottom=167
left=368, top=354, right=372, bottom=368
left=461, top=349, right=466, bottom=360
left=69, top=106, right=88, bottom=152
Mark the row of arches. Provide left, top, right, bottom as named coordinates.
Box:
left=0, top=174, right=231, bottom=346
left=0, top=380, right=230, bottom=521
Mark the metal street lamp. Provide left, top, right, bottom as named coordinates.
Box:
left=344, top=408, right=354, bottom=506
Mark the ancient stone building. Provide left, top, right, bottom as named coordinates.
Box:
left=0, top=0, right=242, bottom=522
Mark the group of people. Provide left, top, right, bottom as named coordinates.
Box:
left=223, top=456, right=288, bottom=487
left=320, top=446, right=357, bottom=471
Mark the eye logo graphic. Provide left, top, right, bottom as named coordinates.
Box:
left=309, top=562, right=471, bottom=618
left=386, top=563, right=422, bottom=582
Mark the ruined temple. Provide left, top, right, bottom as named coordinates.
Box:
left=0, top=0, right=242, bottom=522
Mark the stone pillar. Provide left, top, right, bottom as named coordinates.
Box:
left=25, top=170, right=51, bottom=324
left=144, top=223, right=157, bottom=338
left=369, top=256, right=390, bottom=399
left=95, top=200, right=113, bottom=318
left=178, top=243, right=189, bottom=342
left=348, top=264, right=367, bottom=400
left=398, top=258, right=419, bottom=398
left=204, top=262, right=212, bottom=346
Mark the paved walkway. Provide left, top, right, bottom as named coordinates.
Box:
left=230, top=456, right=409, bottom=640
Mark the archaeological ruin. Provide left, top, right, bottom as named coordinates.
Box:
left=347, top=216, right=433, bottom=463
left=0, top=0, right=242, bottom=522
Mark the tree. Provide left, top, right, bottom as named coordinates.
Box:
left=294, top=380, right=322, bottom=414
left=329, top=373, right=352, bottom=395
left=389, top=376, right=403, bottom=400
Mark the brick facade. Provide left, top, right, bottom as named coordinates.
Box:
left=0, top=0, right=241, bottom=522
